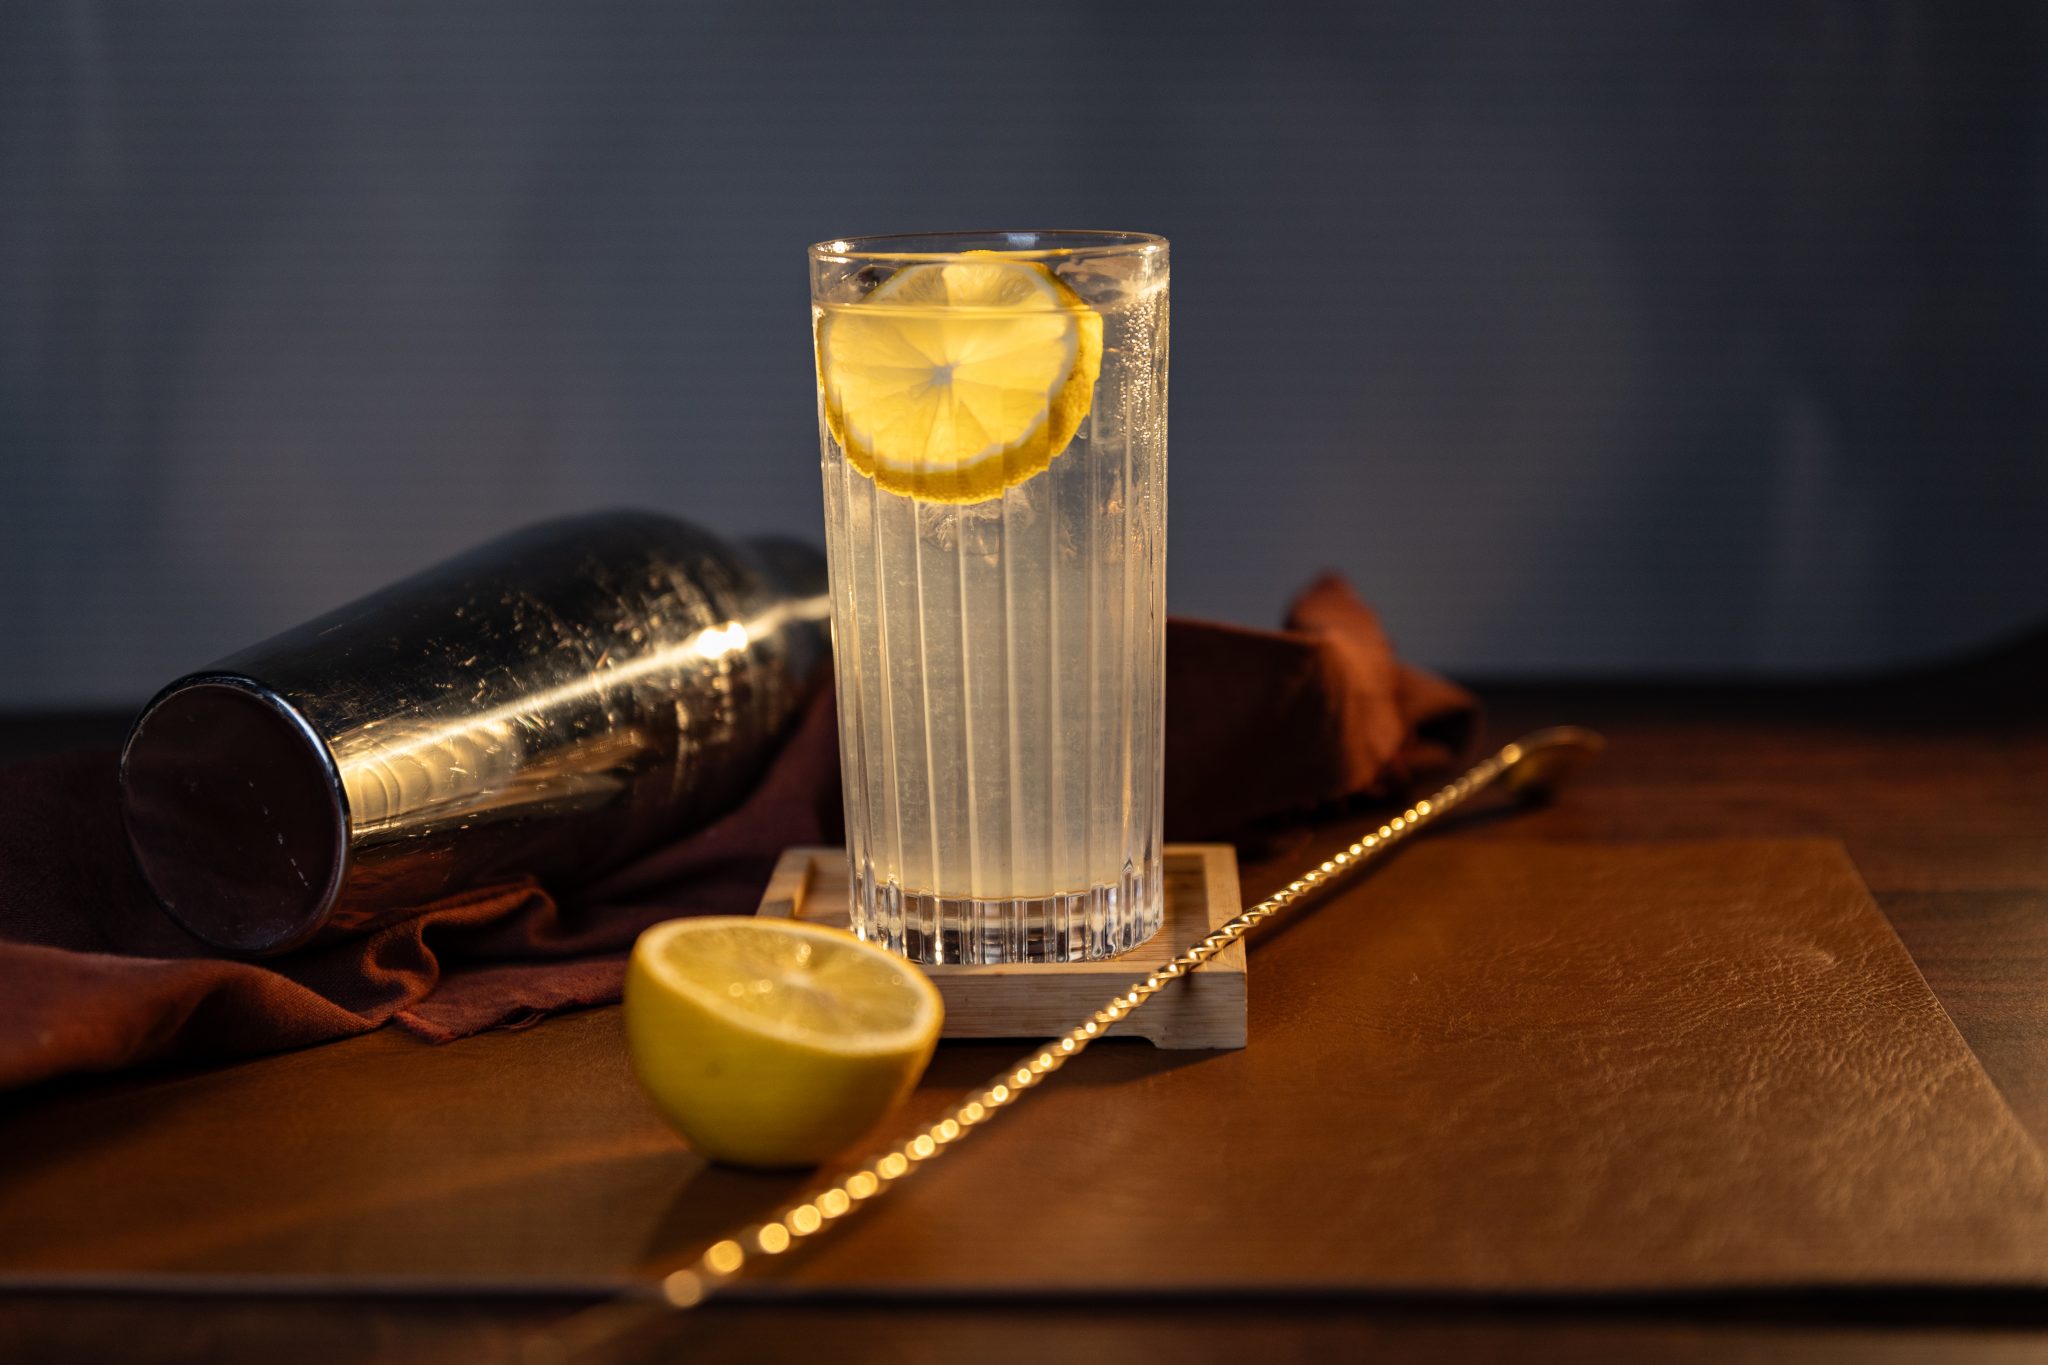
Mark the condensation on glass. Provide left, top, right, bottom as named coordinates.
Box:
left=811, top=230, right=1169, bottom=963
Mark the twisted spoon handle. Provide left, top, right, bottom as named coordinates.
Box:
left=659, top=728, right=1598, bottom=1305
left=530, top=728, right=1602, bottom=1359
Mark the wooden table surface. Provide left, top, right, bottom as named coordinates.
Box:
left=3, top=641, right=2046, bottom=1363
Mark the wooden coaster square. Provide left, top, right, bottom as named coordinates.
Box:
left=755, top=845, right=1247, bottom=1049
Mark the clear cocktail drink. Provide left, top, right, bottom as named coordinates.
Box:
left=811, top=231, right=1168, bottom=964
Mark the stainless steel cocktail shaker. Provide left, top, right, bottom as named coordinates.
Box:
left=119, top=511, right=829, bottom=956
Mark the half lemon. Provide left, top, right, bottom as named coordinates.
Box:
left=816, top=255, right=1104, bottom=504
left=624, top=916, right=943, bottom=1168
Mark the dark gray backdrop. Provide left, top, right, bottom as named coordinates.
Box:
left=3, top=1, right=2043, bottom=705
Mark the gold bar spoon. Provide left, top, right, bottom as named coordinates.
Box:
left=529, top=726, right=1604, bottom=1361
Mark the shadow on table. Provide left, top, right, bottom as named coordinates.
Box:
left=630, top=1037, right=1223, bottom=1271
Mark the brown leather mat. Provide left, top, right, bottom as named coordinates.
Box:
left=5, top=838, right=2045, bottom=1295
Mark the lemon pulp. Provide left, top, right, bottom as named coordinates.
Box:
left=816, top=256, right=1104, bottom=504
left=624, top=917, right=942, bottom=1167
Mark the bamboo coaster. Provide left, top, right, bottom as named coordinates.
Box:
left=755, top=846, right=1247, bottom=1049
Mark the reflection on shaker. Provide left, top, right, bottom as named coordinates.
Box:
left=120, top=512, right=830, bottom=956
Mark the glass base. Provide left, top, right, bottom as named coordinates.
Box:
left=850, top=863, right=1164, bottom=965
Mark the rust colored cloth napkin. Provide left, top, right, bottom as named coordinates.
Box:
left=0, top=577, right=1474, bottom=1091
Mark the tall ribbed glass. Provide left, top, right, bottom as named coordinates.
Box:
left=811, top=231, right=1168, bottom=964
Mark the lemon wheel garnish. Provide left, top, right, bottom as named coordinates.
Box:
left=816, top=256, right=1104, bottom=503
left=624, top=916, right=943, bottom=1168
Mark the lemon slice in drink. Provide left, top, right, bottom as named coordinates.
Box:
left=624, top=916, right=943, bottom=1168
left=816, top=256, right=1104, bottom=503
